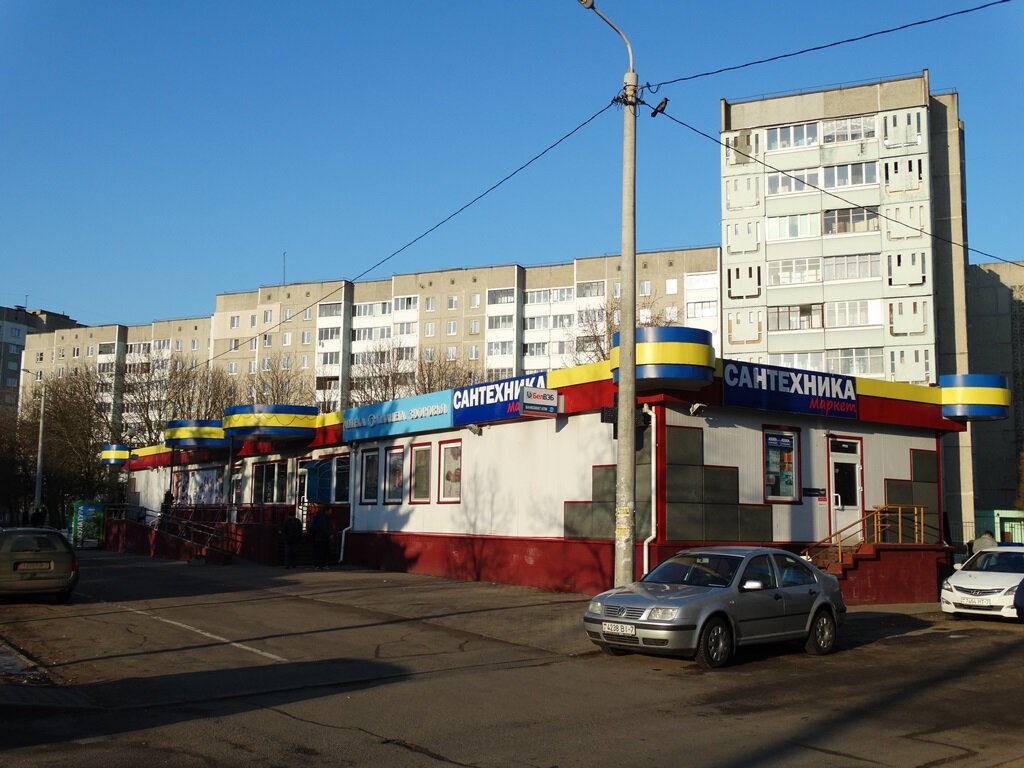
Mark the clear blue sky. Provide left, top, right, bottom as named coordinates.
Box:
left=2, top=1, right=1020, bottom=327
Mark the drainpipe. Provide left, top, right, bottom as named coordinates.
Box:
left=642, top=404, right=657, bottom=575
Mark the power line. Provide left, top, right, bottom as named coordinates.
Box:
left=641, top=97, right=1009, bottom=268
left=645, top=0, right=1013, bottom=91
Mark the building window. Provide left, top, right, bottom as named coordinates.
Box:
left=665, top=278, right=678, bottom=295
left=394, top=296, right=418, bottom=311
left=360, top=450, right=380, bottom=505
left=825, top=347, right=884, bottom=377
left=229, top=339, right=240, bottom=352
left=524, top=342, right=547, bottom=356
left=439, top=440, right=461, bottom=503
left=333, top=455, right=350, bottom=504
left=470, top=293, right=481, bottom=308
left=524, top=289, right=549, bottom=304
left=686, top=301, right=717, bottom=319
left=385, top=447, right=404, bottom=504
left=250, top=314, right=257, bottom=328
left=824, top=162, right=877, bottom=188
left=282, top=332, right=292, bottom=346
left=230, top=315, right=240, bottom=329
left=448, top=295, right=458, bottom=310
left=552, top=314, right=573, bottom=329
left=487, top=341, right=513, bottom=356
left=319, top=302, right=343, bottom=318
left=468, top=319, right=480, bottom=335
left=639, top=280, right=652, bottom=297
left=263, top=310, right=273, bottom=324
left=263, top=334, right=272, bottom=347
left=764, top=429, right=799, bottom=503
left=823, top=207, right=879, bottom=235
left=487, top=315, right=514, bottom=330
left=410, top=444, right=431, bottom=503
left=767, top=258, right=822, bottom=286
left=823, top=253, right=880, bottom=281
left=424, top=322, right=436, bottom=337
left=768, top=304, right=823, bottom=331
left=425, top=296, right=437, bottom=312
left=249, top=361, right=257, bottom=374
left=253, top=462, right=288, bottom=504
left=487, top=288, right=515, bottom=305
left=766, top=213, right=820, bottom=240
left=303, top=307, right=313, bottom=321
left=576, top=280, right=605, bottom=298
left=524, top=316, right=549, bottom=330
left=766, top=122, right=818, bottom=150
left=227, top=362, right=238, bottom=375
left=766, top=168, right=819, bottom=195
left=446, top=346, right=457, bottom=361
left=301, top=354, right=309, bottom=369
left=468, top=345, right=480, bottom=360
left=825, top=300, right=881, bottom=328
left=446, top=320, right=457, bottom=336
left=823, top=115, right=876, bottom=144
left=249, top=337, right=258, bottom=351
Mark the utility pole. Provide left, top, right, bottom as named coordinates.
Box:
left=578, top=0, right=637, bottom=587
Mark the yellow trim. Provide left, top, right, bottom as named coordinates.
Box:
left=855, top=378, right=942, bottom=404
left=942, top=386, right=1011, bottom=407
left=611, top=342, right=715, bottom=371
left=134, top=444, right=170, bottom=457
left=547, top=360, right=611, bottom=388
left=102, top=449, right=130, bottom=461
left=317, top=411, right=343, bottom=428
left=164, top=427, right=225, bottom=440
left=223, top=413, right=318, bottom=430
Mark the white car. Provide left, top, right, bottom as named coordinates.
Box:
left=941, top=545, right=1024, bottom=620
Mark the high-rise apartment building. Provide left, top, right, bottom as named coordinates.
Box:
left=2, top=306, right=80, bottom=407
left=719, top=70, right=975, bottom=535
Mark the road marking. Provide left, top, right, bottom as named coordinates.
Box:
left=90, top=595, right=288, bottom=663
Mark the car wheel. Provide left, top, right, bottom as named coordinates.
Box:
left=598, top=643, right=629, bottom=657
left=695, top=616, right=732, bottom=669
left=805, top=609, right=836, bottom=655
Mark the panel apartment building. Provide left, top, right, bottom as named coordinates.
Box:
left=718, top=70, right=976, bottom=535
left=20, top=246, right=720, bottom=423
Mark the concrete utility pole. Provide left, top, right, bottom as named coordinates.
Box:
left=578, top=0, right=638, bottom=587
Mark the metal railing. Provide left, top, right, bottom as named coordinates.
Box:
left=802, top=504, right=928, bottom=570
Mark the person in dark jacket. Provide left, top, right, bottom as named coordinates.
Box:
left=281, top=514, right=303, bottom=569
left=1015, top=576, right=1024, bottom=622
left=308, top=510, right=331, bottom=570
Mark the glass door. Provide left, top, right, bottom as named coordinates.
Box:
left=830, top=438, right=862, bottom=539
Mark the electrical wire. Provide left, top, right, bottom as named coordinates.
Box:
left=645, top=0, right=1013, bottom=91
left=641, top=97, right=1008, bottom=267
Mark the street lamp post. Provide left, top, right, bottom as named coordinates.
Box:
left=578, top=0, right=638, bottom=587
left=21, top=369, right=45, bottom=522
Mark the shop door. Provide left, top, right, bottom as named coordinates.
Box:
left=830, top=438, right=862, bottom=539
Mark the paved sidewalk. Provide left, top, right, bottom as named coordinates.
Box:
left=0, top=552, right=947, bottom=712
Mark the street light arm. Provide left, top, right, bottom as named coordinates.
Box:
left=579, top=1, right=635, bottom=75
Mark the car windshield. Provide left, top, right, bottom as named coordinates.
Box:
left=642, top=553, right=742, bottom=587
left=963, top=550, right=1024, bottom=574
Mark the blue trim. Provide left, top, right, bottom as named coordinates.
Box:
left=613, top=364, right=715, bottom=384
left=942, top=404, right=1008, bottom=420
left=223, top=404, right=318, bottom=417
left=164, top=438, right=229, bottom=447
left=939, top=374, right=1008, bottom=389
left=221, top=427, right=315, bottom=438
left=612, top=326, right=714, bottom=347
left=102, top=443, right=128, bottom=452
left=166, top=419, right=223, bottom=429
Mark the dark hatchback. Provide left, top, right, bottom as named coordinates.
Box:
left=0, top=527, right=79, bottom=603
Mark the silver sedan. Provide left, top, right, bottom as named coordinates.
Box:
left=583, top=546, right=847, bottom=668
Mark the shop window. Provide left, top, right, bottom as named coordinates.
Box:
left=764, top=429, right=799, bottom=503
left=360, top=450, right=380, bottom=505
left=385, top=448, right=404, bottom=504
left=439, top=440, right=462, bottom=503
left=410, top=444, right=432, bottom=503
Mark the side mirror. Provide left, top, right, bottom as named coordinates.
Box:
left=953, top=563, right=963, bottom=571
left=741, top=579, right=764, bottom=592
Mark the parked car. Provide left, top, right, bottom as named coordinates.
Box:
left=0, top=527, right=79, bottom=603
left=941, top=545, right=1024, bottom=621
left=583, top=546, right=846, bottom=668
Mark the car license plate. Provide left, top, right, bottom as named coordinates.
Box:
left=602, top=621, right=636, bottom=636
left=962, top=596, right=990, bottom=607
left=15, top=561, right=51, bottom=572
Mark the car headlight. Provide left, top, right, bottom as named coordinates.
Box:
left=648, top=607, right=680, bottom=621
left=1004, top=584, right=1018, bottom=597
left=941, top=580, right=953, bottom=593
left=588, top=600, right=604, bottom=615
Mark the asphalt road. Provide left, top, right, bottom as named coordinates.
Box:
left=2, top=550, right=1023, bottom=768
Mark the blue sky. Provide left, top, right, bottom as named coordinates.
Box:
left=2, top=1, right=1020, bottom=326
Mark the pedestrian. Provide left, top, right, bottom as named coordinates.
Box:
left=281, top=513, right=303, bottom=569
left=308, top=509, right=331, bottom=570
left=1015, top=577, right=1024, bottom=622
left=972, top=530, right=999, bottom=555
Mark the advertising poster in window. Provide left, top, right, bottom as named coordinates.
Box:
left=764, top=431, right=798, bottom=502
left=385, top=448, right=404, bottom=504
left=411, top=445, right=431, bottom=503
left=441, top=441, right=462, bottom=502
left=360, top=450, right=380, bottom=504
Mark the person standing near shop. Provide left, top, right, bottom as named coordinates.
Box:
left=308, top=509, right=331, bottom=570
left=281, top=513, right=303, bottom=569
left=972, top=530, right=999, bottom=556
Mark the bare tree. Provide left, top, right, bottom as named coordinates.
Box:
left=414, top=351, right=482, bottom=394
left=347, top=340, right=415, bottom=407
left=569, top=292, right=670, bottom=365
left=165, top=356, right=243, bottom=421
left=244, top=352, right=315, bottom=406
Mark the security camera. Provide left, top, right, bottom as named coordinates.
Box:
left=467, top=424, right=483, bottom=436
left=578, top=0, right=595, bottom=8
left=689, top=403, right=707, bottom=417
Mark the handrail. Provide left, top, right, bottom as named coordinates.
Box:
left=802, top=504, right=928, bottom=569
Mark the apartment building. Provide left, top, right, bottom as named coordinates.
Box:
left=19, top=246, right=720, bottom=427
left=719, top=69, right=975, bottom=535
left=1, top=306, right=79, bottom=407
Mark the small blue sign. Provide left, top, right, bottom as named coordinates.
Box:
left=722, top=360, right=858, bottom=419
left=452, top=373, right=547, bottom=425
left=343, top=390, right=453, bottom=441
